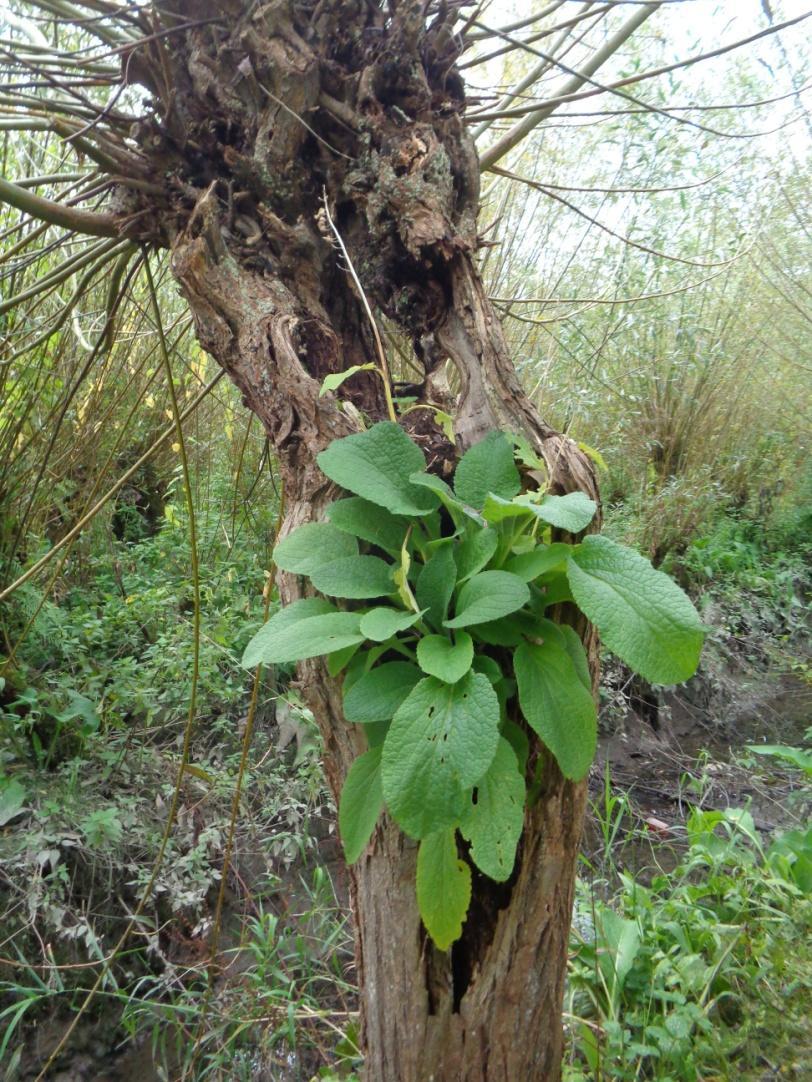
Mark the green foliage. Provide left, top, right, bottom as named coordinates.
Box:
left=459, top=738, right=525, bottom=882
left=417, top=631, right=474, bottom=682
left=452, top=429, right=521, bottom=509
left=567, top=806, right=812, bottom=1081
left=381, top=672, right=500, bottom=839
left=273, top=522, right=358, bottom=574
left=339, top=747, right=384, bottom=864
left=316, top=422, right=439, bottom=516
left=515, top=638, right=597, bottom=780
left=243, top=423, right=703, bottom=949
left=746, top=743, right=812, bottom=778
left=243, top=601, right=365, bottom=665
left=416, top=829, right=472, bottom=952
left=567, top=536, right=705, bottom=684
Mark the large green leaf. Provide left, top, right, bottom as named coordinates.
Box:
left=416, top=544, right=456, bottom=631
left=359, top=606, right=422, bottom=642
left=505, top=543, right=570, bottom=582
left=242, top=599, right=365, bottom=666
left=409, top=471, right=459, bottom=506
left=454, top=432, right=520, bottom=510
left=566, top=535, right=704, bottom=684
left=560, top=625, right=592, bottom=691
left=445, top=571, right=530, bottom=629
left=381, top=672, right=499, bottom=838
left=273, top=522, right=357, bottom=575
left=416, top=829, right=471, bottom=951
left=460, top=738, right=525, bottom=882
left=481, top=493, right=532, bottom=524
left=473, top=610, right=538, bottom=646
left=514, top=639, right=597, bottom=780
left=455, top=527, right=498, bottom=582
left=339, top=747, right=384, bottom=863
left=746, top=744, right=812, bottom=777
left=519, top=492, right=597, bottom=533
left=501, top=720, right=530, bottom=773
left=309, top=555, right=394, bottom=599
left=416, top=632, right=473, bottom=683
left=597, top=910, right=641, bottom=992
left=343, top=661, right=422, bottom=723
left=317, top=422, right=439, bottom=516
left=326, top=497, right=407, bottom=555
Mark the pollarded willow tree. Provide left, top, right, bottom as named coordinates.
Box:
left=0, top=0, right=748, bottom=1077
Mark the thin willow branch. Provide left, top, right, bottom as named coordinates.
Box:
left=3, top=250, right=143, bottom=560
left=471, top=22, right=809, bottom=143
left=0, top=175, right=119, bottom=237
left=477, top=9, right=812, bottom=133
left=0, top=369, right=225, bottom=604
left=20, top=0, right=135, bottom=47
left=462, top=4, right=613, bottom=72
left=10, top=170, right=86, bottom=189
left=466, top=1, right=567, bottom=42
left=491, top=263, right=734, bottom=311
left=473, top=5, right=607, bottom=141
left=472, top=83, right=812, bottom=123
left=479, top=3, right=661, bottom=169
left=0, top=236, right=127, bottom=315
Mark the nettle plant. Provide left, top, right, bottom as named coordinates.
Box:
left=242, top=423, right=704, bottom=949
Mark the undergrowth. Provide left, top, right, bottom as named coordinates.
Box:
left=0, top=449, right=809, bottom=1079
left=566, top=789, right=812, bottom=1081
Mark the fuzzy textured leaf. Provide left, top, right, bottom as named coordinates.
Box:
left=343, top=661, right=422, bottom=723
left=273, top=522, right=357, bottom=575
left=560, top=625, right=592, bottom=691
left=520, top=491, right=597, bottom=533
left=454, top=432, right=521, bottom=510
left=481, top=493, right=532, bottom=524
left=416, top=829, right=471, bottom=951
left=242, top=599, right=364, bottom=666
left=460, top=738, right=525, bottom=881
left=317, top=422, right=439, bottom=516
left=455, top=528, right=499, bottom=582
left=567, top=535, right=704, bottom=684
left=309, top=555, right=394, bottom=599
left=327, top=497, right=407, bottom=554
left=381, top=672, right=499, bottom=838
left=416, top=632, right=474, bottom=683
left=505, top=543, right=570, bottom=582
left=339, top=747, right=384, bottom=863
left=445, top=571, right=530, bottom=629
left=515, top=639, right=597, bottom=780
left=416, top=544, right=456, bottom=630
left=359, top=607, right=422, bottom=642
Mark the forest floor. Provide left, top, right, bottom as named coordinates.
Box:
left=13, top=656, right=810, bottom=1082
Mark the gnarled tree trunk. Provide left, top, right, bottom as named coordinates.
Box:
left=124, top=1, right=600, bottom=1077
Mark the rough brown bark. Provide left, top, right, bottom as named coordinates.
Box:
left=121, top=2, right=601, bottom=1078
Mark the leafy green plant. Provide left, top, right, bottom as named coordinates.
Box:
left=567, top=806, right=812, bottom=1081
left=746, top=743, right=812, bottom=778
left=242, top=423, right=704, bottom=949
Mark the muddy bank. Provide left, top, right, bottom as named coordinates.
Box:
left=586, top=670, right=811, bottom=874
